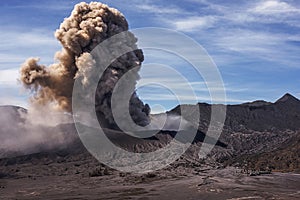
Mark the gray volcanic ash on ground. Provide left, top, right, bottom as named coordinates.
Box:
left=20, top=2, right=150, bottom=128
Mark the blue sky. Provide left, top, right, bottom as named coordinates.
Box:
left=0, top=0, right=299, bottom=112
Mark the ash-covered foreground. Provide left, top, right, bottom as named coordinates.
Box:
left=1, top=157, right=299, bottom=200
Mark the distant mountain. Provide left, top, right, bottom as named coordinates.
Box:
left=0, top=93, right=299, bottom=172
left=0, top=105, right=27, bottom=123
left=275, top=93, right=300, bottom=104
left=0, top=105, right=226, bottom=159
left=0, top=106, right=27, bottom=157
left=168, top=93, right=300, bottom=172
left=0, top=106, right=78, bottom=158
left=169, top=93, right=300, bottom=132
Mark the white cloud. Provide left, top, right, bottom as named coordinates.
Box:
left=173, top=16, right=216, bottom=31
left=138, top=77, right=233, bottom=93
left=137, top=71, right=249, bottom=105
left=0, top=28, right=60, bottom=70
left=0, top=29, right=59, bottom=49
left=251, top=0, right=300, bottom=15
left=140, top=92, right=249, bottom=104
left=0, top=76, right=28, bottom=108
left=0, top=96, right=28, bottom=108
left=136, top=4, right=182, bottom=14
left=0, top=68, right=19, bottom=86
left=210, top=29, right=300, bottom=68
left=7, top=1, right=72, bottom=11
left=0, top=54, right=27, bottom=64
left=216, top=30, right=281, bottom=53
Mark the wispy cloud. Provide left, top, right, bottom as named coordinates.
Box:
left=3, top=1, right=73, bottom=11
left=0, top=27, right=60, bottom=108
left=140, top=92, right=250, bottom=104
left=250, top=0, right=300, bottom=15
left=137, top=68, right=251, bottom=106
left=213, top=30, right=300, bottom=69
left=0, top=28, right=59, bottom=49
left=152, top=1, right=300, bottom=69
left=172, top=16, right=216, bottom=31
left=0, top=74, right=28, bottom=107
left=0, top=28, right=60, bottom=69
left=0, top=96, right=28, bottom=108
left=138, top=76, right=244, bottom=93
left=0, top=68, right=27, bottom=108
left=136, top=4, right=183, bottom=14
left=0, top=68, right=19, bottom=86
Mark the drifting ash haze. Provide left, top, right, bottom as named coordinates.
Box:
left=0, top=106, right=75, bottom=157
left=20, top=2, right=151, bottom=128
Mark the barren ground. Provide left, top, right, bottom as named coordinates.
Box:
left=1, top=163, right=299, bottom=200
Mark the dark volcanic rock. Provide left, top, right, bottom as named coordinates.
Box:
left=225, top=132, right=300, bottom=173
left=275, top=93, right=300, bottom=104
left=168, top=93, right=300, bottom=172
left=169, top=93, right=300, bottom=132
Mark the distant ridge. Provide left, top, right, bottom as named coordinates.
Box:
left=167, top=93, right=300, bottom=172
left=1, top=93, right=300, bottom=172
left=241, top=100, right=271, bottom=107
left=0, top=105, right=27, bottom=124
left=275, top=93, right=300, bottom=104
left=169, top=93, right=300, bottom=132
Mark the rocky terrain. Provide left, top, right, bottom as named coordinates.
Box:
left=0, top=93, right=300, bottom=199
left=1, top=154, right=299, bottom=199
left=169, top=93, right=300, bottom=172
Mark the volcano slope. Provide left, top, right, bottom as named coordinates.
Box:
left=169, top=93, right=300, bottom=172
left=0, top=94, right=300, bottom=199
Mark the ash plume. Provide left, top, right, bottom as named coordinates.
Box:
left=20, top=2, right=150, bottom=128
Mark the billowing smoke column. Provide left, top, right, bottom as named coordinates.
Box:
left=20, top=2, right=150, bottom=128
